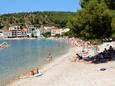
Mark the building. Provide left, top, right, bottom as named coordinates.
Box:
left=27, top=25, right=35, bottom=34
left=63, top=28, right=70, bottom=33
left=3, top=30, right=12, bottom=38
left=4, top=26, right=28, bottom=38
left=21, top=29, right=28, bottom=38
left=9, top=25, right=20, bottom=30
left=8, top=26, right=20, bottom=38
left=51, top=28, right=70, bottom=36
left=39, top=26, right=56, bottom=34
left=27, top=25, right=40, bottom=38
left=51, top=29, right=62, bottom=36
left=0, top=30, right=4, bottom=38
left=27, top=25, right=36, bottom=37
left=33, top=29, right=41, bottom=38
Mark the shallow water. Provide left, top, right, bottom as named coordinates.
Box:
left=0, top=39, right=69, bottom=86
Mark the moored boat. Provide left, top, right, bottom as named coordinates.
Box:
left=0, top=42, right=10, bottom=48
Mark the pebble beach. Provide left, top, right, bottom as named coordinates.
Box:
left=10, top=42, right=115, bottom=86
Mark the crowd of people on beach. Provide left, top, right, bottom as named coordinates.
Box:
left=20, top=37, right=115, bottom=79
left=67, top=37, right=115, bottom=64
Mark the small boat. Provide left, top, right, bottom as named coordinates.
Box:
left=0, top=42, right=10, bottom=48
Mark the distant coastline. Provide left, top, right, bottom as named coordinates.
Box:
left=0, top=37, right=43, bottom=40
left=0, top=37, right=67, bottom=41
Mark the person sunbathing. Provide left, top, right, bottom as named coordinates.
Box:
left=33, top=68, right=43, bottom=77
left=23, top=70, right=34, bottom=77
left=20, top=68, right=43, bottom=79
left=33, top=68, right=39, bottom=75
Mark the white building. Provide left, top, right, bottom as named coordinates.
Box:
left=51, top=28, right=70, bottom=36
left=43, top=26, right=55, bottom=33
left=33, top=29, right=41, bottom=38
left=3, top=30, right=12, bottom=38
left=27, top=25, right=40, bottom=38
left=27, top=25, right=36, bottom=37
left=63, top=28, right=70, bottom=33
left=4, top=27, right=28, bottom=38
left=9, top=26, right=20, bottom=30
left=0, top=30, right=4, bottom=38
left=51, top=29, right=62, bottom=36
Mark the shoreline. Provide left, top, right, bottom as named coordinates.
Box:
left=0, top=38, right=70, bottom=86
left=7, top=46, right=73, bottom=86
left=0, top=37, right=64, bottom=40
left=9, top=43, right=115, bottom=86
left=0, top=38, right=43, bottom=40
left=6, top=38, right=115, bottom=86
left=40, top=47, right=72, bottom=73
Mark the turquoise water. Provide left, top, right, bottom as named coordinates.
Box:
left=0, top=39, right=69, bottom=86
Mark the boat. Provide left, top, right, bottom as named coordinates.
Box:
left=0, top=42, right=10, bottom=48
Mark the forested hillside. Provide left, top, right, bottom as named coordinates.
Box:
left=0, top=0, right=115, bottom=40
left=0, top=12, right=76, bottom=29
left=66, top=0, right=115, bottom=40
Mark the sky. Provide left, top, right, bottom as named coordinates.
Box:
left=0, top=0, right=80, bottom=14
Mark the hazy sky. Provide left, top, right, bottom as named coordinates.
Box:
left=0, top=0, right=80, bottom=14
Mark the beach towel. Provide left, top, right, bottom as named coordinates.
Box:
left=20, top=72, right=43, bottom=79
left=34, top=72, right=43, bottom=77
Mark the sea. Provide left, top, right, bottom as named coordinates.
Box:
left=0, top=39, right=70, bottom=86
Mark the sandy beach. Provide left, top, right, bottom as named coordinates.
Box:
left=9, top=45, right=115, bottom=86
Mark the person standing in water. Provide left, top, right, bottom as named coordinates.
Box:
left=47, top=52, right=53, bottom=62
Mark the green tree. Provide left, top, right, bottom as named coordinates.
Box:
left=111, top=17, right=115, bottom=37
left=105, top=0, right=115, bottom=9
left=66, top=20, right=74, bottom=29
left=81, top=0, right=115, bottom=10
left=72, top=0, right=112, bottom=39
left=42, top=32, right=51, bottom=38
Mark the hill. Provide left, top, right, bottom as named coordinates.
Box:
left=0, top=11, right=76, bottom=29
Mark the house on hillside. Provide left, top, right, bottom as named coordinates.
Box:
left=21, top=28, right=28, bottom=38
left=27, top=25, right=40, bottom=38
left=43, top=26, right=55, bottom=33
left=63, top=28, right=70, bottom=33
left=9, top=25, right=20, bottom=30
left=33, top=29, right=41, bottom=38
left=51, top=28, right=70, bottom=36
left=0, top=30, right=4, bottom=38
left=51, top=29, right=62, bottom=36
left=4, top=26, right=28, bottom=38
left=3, top=30, right=12, bottom=38
left=8, top=25, right=21, bottom=38
left=27, top=25, right=35, bottom=37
